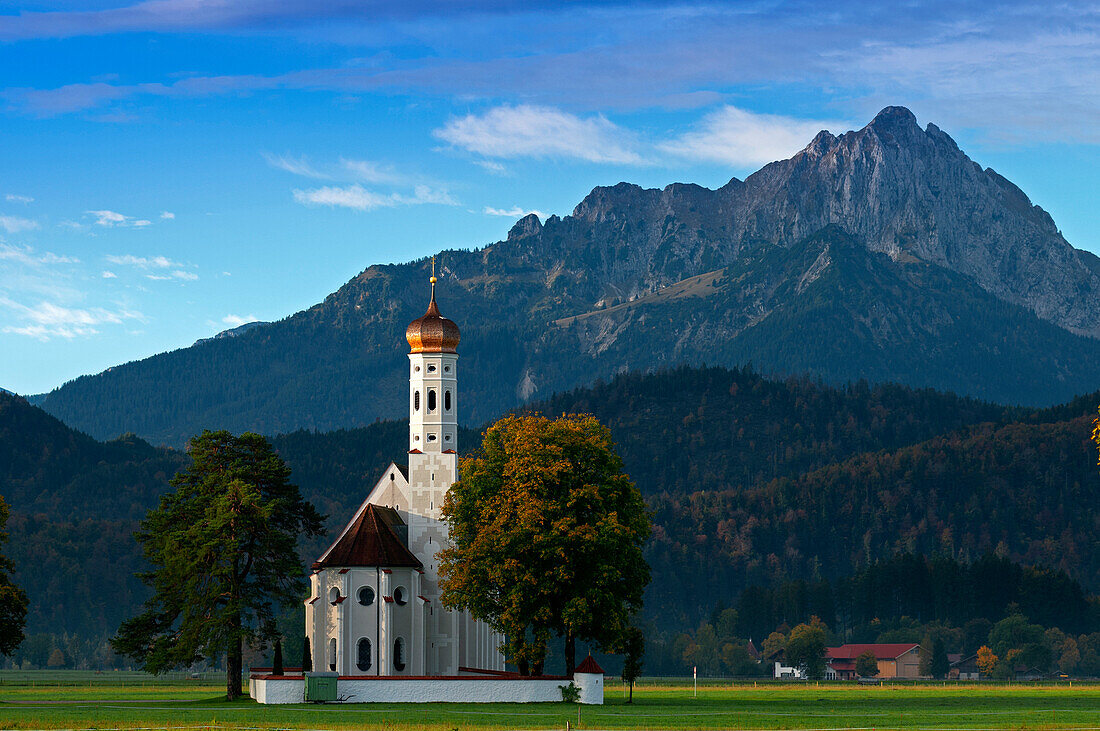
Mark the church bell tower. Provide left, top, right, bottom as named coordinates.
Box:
left=405, top=258, right=460, bottom=454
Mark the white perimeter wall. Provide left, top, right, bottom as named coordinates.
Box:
left=252, top=677, right=305, bottom=704
left=251, top=675, right=601, bottom=704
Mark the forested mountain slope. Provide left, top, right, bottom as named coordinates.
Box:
left=6, top=372, right=1100, bottom=646
left=35, top=108, right=1100, bottom=446
left=647, top=415, right=1100, bottom=629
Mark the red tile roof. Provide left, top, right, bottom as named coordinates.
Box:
left=312, top=504, right=422, bottom=571
left=575, top=656, right=604, bottom=674
left=826, top=644, right=919, bottom=660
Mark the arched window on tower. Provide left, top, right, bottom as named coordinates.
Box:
left=328, top=637, right=337, bottom=672
left=444, top=390, right=451, bottom=411
left=427, top=390, right=437, bottom=411
left=414, top=391, right=420, bottom=411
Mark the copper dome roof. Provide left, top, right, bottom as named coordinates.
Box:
left=406, top=282, right=460, bottom=354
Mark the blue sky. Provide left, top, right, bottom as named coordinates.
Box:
left=1, top=0, right=1097, bottom=395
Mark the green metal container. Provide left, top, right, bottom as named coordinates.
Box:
left=304, top=671, right=338, bottom=702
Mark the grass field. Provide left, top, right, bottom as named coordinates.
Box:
left=2, top=676, right=1100, bottom=730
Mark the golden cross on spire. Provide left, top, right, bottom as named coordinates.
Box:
left=429, top=255, right=438, bottom=302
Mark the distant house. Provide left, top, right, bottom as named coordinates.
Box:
left=1015, top=666, right=1046, bottom=681
left=950, top=653, right=980, bottom=680
left=746, top=639, right=761, bottom=662
left=825, top=644, right=922, bottom=680
left=773, top=660, right=805, bottom=679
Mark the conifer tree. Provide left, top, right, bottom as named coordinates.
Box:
left=111, top=430, right=324, bottom=699
left=272, top=638, right=284, bottom=675
left=0, top=495, right=28, bottom=657
left=930, top=637, right=950, bottom=679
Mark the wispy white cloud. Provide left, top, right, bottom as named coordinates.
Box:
left=339, top=158, right=411, bottom=186
left=0, top=243, right=78, bottom=265
left=101, top=270, right=117, bottom=278
left=0, top=215, right=39, bottom=234
left=0, top=295, right=142, bottom=340
left=434, top=105, right=643, bottom=164
left=5, top=194, right=34, bottom=204
left=659, top=106, right=852, bottom=166
left=160, top=211, right=175, bottom=219
left=263, top=152, right=329, bottom=179
left=266, top=152, right=423, bottom=186
left=104, top=253, right=197, bottom=281
left=270, top=152, right=455, bottom=213
left=293, top=183, right=456, bottom=211
left=484, top=205, right=545, bottom=219
left=475, top=160, right=507, bottom=174
left=105, top=254, right=179, bottom=268
left=223, top=313, right=259, bottom=327
left=87, top=209, right=152, bottom=227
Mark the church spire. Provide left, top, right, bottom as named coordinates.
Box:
left=405, top=255, right=459, bottom=354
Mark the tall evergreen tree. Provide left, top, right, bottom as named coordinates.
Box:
left=0, top=495, right=28, bottom=657
left=930, top=637, right=950, bottom=678
left=111, top=430, right=324, bottom=699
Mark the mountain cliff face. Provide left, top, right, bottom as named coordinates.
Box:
left=548, top=106, right=1100, bottom=335
left=36, top=107, right=1100, bottom=445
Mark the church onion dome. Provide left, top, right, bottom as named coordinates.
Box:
left=405, top=276, right=460, bottom=354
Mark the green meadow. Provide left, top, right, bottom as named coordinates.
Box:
left=3, top=676, right=1100, bottom=730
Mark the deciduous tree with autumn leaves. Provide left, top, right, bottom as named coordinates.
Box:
left=439, top=414, right=650, bottom=675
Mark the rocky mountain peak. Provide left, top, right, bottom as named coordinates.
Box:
left=868, top=105, right=920, bottom=132
left=508, top=213, right=543, bottom=241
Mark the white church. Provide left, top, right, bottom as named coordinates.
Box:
left=304, top=270, right=505, bottom=677
left=251, top=269, right=604, bottom=704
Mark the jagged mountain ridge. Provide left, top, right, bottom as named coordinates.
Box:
left=36, top=107, right=1100, bottom=445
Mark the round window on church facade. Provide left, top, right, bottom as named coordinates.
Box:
left=357, top=586, right=375, bottom=606
left=393, top=586, right=407, bottom=605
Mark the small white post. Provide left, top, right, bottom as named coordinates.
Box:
left=693, top=665, right=697, bottom=698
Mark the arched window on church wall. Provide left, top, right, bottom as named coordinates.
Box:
left=327, top=637, right=337, bottom=672
left=356, top=638, right=372, bottom=671
left=427, top=389, right=436, bottom=411
left=414, top=391, right=420, bottom=411
left=393, top=637, right=406, bottom=671
left=444, top=390, right=451, bottom=411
